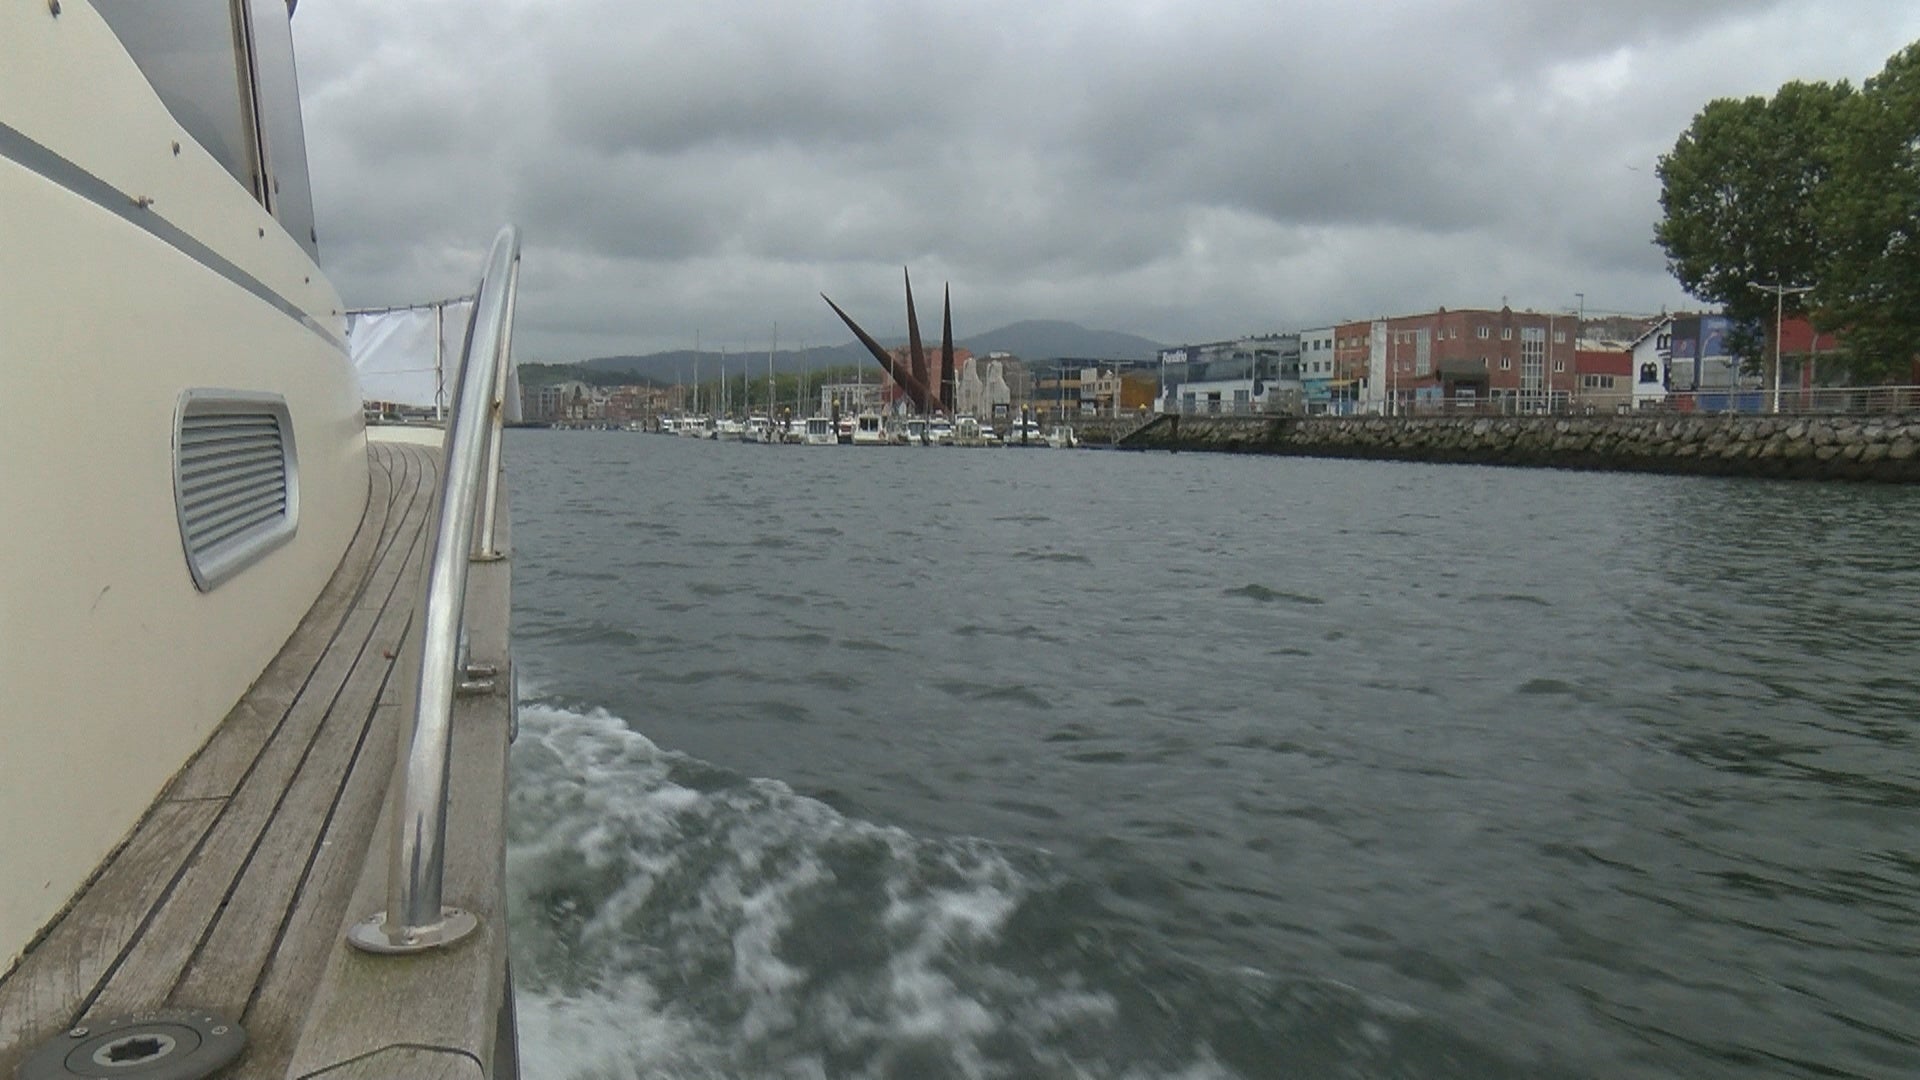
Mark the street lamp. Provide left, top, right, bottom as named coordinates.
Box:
left=1748, top=281, right=1814, bottom=414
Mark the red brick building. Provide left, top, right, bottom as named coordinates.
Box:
left=1573, top=343, right=1633, bottom=411
left=1334, top=307, right=1578, bottom=412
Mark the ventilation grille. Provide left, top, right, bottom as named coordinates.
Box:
left=175, top=391, right=299, bottom=590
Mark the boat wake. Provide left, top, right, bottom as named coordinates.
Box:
left=507, top=704, right=1548, bottom=1079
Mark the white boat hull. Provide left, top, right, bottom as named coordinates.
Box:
left=0, top=0, right=366, bottom=965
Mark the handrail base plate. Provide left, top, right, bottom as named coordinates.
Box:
left=345, top=906, right=478, bottom=955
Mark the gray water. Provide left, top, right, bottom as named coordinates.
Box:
left=505, top=430, right=1920, bottom=1079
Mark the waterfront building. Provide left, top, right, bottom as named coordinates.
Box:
left=1775, top=316, right=1846, bottom=388
left=1298, top=326, right=1340, bottom=413
left=817, top=381, right=885, bottom=417
left=1157, top=334, right=1301, bottom=414
left=1666, top=313, right=1756, bottom=410
left=1331, top=321, right=1383, bottom=412
left=524, top=379, right=606, bottom=423
left=1335, top=308, right=1578, bottom=414
left=1626, top=316, right=1673, bottom=410
left=1573, top=340, right=1635, bottom=412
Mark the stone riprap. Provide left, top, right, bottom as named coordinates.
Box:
left=1117, top=413, right=1920, bottom=481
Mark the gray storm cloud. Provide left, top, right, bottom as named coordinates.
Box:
left=295, top=0, right=1920, bottom=360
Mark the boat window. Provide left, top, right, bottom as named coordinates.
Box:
left=95, top=0, right=259, bottom=193
left=243, top=0, right=319, bottom=257
left=94, top=0, right=319, bottom=259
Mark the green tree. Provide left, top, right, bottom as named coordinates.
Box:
left=1654, top=80, right=1855, bottom=373
left=1814, top=42, right=1920, bottom=378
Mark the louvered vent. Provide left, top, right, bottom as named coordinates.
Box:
left=174, top=391, right=299, bottom=591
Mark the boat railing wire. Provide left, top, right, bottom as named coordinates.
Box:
left=348, top=224, right=520, bottom=955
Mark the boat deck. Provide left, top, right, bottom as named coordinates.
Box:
left=0, top=440, right=514, bottom=1079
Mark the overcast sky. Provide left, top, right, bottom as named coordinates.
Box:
left=293, top=1, right=1920, bottom=361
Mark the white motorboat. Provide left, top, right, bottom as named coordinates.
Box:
left=2, top=4, right=521, bottom=1076
left=852, top=411, right=888, bottom=445
left=803, top=415, right=837, bottom=445
left=953, top=415, right=986, bottom=446
left=1006, top=418, right=1045, bottom=445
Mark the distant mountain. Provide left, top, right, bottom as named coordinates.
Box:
left=569, top=320, right=1164, bottom=384
left=962, top=320, right=1163, bottom=362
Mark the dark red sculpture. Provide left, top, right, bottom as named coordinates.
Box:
left=821, top=268, right=956, bottom=414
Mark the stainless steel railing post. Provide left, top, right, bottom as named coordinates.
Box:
left=349, top=225, right=519, bottom=955
left=474, top=255, right=519, bottom=561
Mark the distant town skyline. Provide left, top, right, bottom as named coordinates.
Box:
left=297, top=1, right=1920, bottom=362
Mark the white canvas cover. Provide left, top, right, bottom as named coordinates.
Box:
left=349, top=298, right=521, bottom=421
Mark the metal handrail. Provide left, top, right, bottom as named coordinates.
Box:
left=348, top=225, right=520, bottom=955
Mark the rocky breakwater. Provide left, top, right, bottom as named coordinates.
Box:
left=1122, top=413, right=1920, bottom=481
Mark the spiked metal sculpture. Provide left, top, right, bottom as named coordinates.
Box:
left=821, top=268, right=955, bottom=414
left=940, top=285, right=955, bottom=416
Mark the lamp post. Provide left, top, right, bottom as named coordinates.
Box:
left=1748, top=281, right=1814, bottom=414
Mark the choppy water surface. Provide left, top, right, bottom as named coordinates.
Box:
left=505, top=431, right=1920, bottom=1079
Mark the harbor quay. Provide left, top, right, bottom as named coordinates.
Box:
left=1106, top=412, right=1920, bottom=482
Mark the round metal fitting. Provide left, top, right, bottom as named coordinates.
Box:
left=19, top=1010, right=244, bottom=1080
left=346, top=905, right=478, bottom=954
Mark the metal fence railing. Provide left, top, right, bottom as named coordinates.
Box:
left=1162, top=386, right=1920, bottom=420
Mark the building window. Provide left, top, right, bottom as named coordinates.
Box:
left=1639, top=361, right=1659, bottom=384
left=1501, top=328, right=1512, bottom=340
left=1553, top=331, right=1567, bottom=343
left=1476, top=326, right=1490, bottom=339
left=1500, top=357, right=1512, bottom=370
left=1554, top=359, right=1566, bottom=372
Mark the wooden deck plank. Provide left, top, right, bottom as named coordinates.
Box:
left=169, top=508, right=429, bottom=1019
left=167, top=442, right=396, bottom=803
left=287, top=466, right=512, bottom=1080
left=0, top=801, right=222, bottom=1062
left=237, top=444, right=448, bottom=1076
left=238, top=696, right=406, bottom=1076
left=83, top=447, right=436, bottom=1022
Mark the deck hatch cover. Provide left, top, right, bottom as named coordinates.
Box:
left=173, top=390, right=299, bottom=591
left=17, top=1009, right=245, bottom=1080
